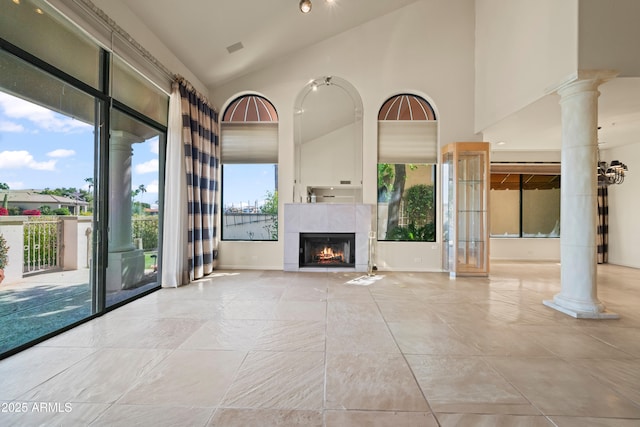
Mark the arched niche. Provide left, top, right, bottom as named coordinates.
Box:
left=293, top=76, right=363, bottom=203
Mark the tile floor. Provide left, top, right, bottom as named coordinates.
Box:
left=0, top=262, right=639, bottom=426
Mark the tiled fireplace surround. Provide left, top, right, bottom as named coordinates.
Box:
left=284, top=203, right=374, bottom=272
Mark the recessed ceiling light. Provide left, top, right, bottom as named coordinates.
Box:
left=496, top=141, right=506, bottom=146
left=299, top=0, right=312, bottom=13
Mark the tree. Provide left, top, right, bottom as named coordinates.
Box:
left=131, top=185, right=148, bottom=215
left=386, top=164, right=406, bottom=233
left=0, top=183, right=9, bottom=190
left=260, top=190, right=278, bottom=215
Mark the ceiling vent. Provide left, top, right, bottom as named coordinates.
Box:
left=226, top=42, right=244, bottom=54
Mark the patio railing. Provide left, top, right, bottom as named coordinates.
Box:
left=23, top=216, right=62, bottom=274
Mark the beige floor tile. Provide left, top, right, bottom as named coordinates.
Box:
left=178, top=319, right=266, bottom=350
left=437, top=414, right=555, bottom=426
left=218, top=300, right=278, bottom=319
left=253, top=320, right=325, bottom=352
left=222, top=350, right=324, bottom=410
left=209, top=408, right=323, bottom=426
left=376, top=299, right=445, bottom=322
left=325, top=410, right=438, bottom=426
left=103, top=318, right=207, bottom=349
left=325, top=352, right=429, bottom=411
left=0, top=346, right=96, bottom=400
left=583, top=326, right=640, bottom=356
left=326, top=284, right=375, bottom=301
left=50, top=315, right=206, bottom=349
left=549, top=416, right=640, bottom=426
left=273, top=300, right=326, bottom=321
left=572, top=358, right=640, bottom=405
left=487, top=357, right=640, bottom=418
left=326, top=320, right=399, bottom=353
left=388, top=321, right=478, bottom=355
left=20, top=348, right=170, bottom=403
left=118, top=349, right=246, bottom=406
left=91, top=404, right=214, bottom=427
left=2, top=263, right=640, bottom=424
left=448, top=323, right=558, bottom=357
left=406, top=355, right=531, bottom=412
left=0, top=402, right=109, bottom=427
left=279, top=285, right=327, bottom=301
left=525, top=329, right=635, bottom=359
left=326, top=300, right=385, bottom=324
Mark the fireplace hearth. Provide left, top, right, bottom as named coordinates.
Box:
left=299, top=233, right=355, bottom=268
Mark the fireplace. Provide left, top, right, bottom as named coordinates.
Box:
left=299, top=233, right=356, bottom=268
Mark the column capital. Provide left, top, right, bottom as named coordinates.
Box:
left=555, top=70, right=619, bottom=99
left=110, top=130, right=145, bottom=145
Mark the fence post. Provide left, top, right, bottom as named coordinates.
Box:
left=0, top=216, right=26, bottom=285
left=60, top=216, right=78, bottom=270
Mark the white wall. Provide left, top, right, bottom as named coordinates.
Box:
left=211, top=0, right=479, bottom=271
left=603, top=142, right=640, bottom=268
left=475, top=0, right=578, bottom=131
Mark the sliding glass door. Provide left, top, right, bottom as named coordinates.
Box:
left=0, top=49, right=99, bottom=354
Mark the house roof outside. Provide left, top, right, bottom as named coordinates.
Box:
left=2, top=190, right=89, bottom=207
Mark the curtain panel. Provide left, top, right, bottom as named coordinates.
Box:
left=178, top=80, right=220, bottom=281
left=597, top=185, right=608, bottom=264
left=161, top=82, right=188, bottom=287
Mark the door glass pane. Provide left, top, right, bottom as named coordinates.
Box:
left=0, top=51, right=96, bottom=356
left=106, top=109, right=162, bottom=307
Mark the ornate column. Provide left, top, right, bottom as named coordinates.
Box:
left=543, top=71, right=618, bottom=319
left=106, top=131, right=145, bottom=291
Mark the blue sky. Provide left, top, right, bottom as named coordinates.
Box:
left=0, top=91, right=275, bottom=209
left=0, top=92, right=159, bottom=206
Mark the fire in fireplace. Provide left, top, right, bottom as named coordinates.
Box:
left=299, top=233, right=356, bottom=268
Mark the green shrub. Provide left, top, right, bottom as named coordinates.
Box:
left=132, top=216, right=159, bottom=250
left=0, top=233, right=9, bottom=269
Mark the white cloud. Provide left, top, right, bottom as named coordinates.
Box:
left=47, top=149, right=76, bottom=158
left=5, top=181, right=24, bottom=190
left=145, top=179, right=159, bottom=194
left=0, top=92, right=92, bottom=134
left=149, top=137, right=159, bottom=155
left=0, top=150, right=57, bottom=171
left=0, top=120, right=24, bottom=132
left=135, top=159, right=159, bottom=174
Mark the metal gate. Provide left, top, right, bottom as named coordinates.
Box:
left=23, top=216, right=62, bottom=274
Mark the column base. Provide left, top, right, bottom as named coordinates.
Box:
left=543, top=297, right=619, bottom=319
left=106, top=249, right=145, bottom=291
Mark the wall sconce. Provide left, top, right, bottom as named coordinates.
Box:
left=299, top=0, right=312, bottom=13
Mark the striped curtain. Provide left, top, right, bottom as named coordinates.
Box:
left=597, top=185, right=608, bottom=264
left=178, top=80, right=220, bottom=280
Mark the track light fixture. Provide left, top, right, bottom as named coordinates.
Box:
left=299, top=0, right=312, bottom=13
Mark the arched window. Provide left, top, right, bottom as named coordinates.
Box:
left=377, top=94, right=437, bottom=242
left=221, top=95, right=279, bottom=241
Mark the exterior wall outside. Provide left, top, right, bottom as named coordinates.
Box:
left=212, top=0, right=479, bottom=271
left=475, top=0, right=578, bottom=131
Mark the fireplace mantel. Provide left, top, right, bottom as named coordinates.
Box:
left=284, top=203, right=374, bottom=272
